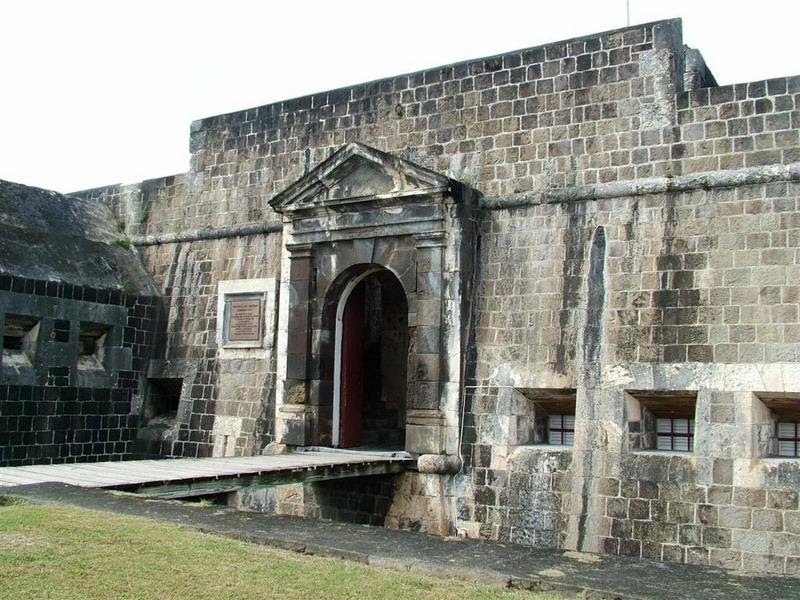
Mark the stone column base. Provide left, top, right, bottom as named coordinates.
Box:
left=276, top=404, right=309, bottom=446
left=405, top=408, right=446, bottom=454
left=417, top=453, right=463, bottom=474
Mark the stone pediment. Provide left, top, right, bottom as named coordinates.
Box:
left=270, top=143, right=453, bottom=214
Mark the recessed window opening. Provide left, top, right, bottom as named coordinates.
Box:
left=626, top=390, right=698, bottom=453
left=516, top=388, right=577, bottom=447
left=77, top=322, right=109, bottom=370
left=2, top=314, right=39, bottom=366
left=4, top=334, right=23, bottom=351
left=754, top=392, right=800, bottom=458
left=144, top=378, right=183, bottom=425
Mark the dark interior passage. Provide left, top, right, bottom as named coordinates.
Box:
left=339, top=269, right=408, bottom=450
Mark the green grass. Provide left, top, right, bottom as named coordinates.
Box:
left=0, top=501, right=563, bottom=600
left=111, top=238, right=131, bottom=249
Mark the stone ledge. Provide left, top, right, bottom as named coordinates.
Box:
left=128, top=163, right=799, bottom=245
left=482, top=162, right=800, bottom=209
left=130, top=221, right=282, bottom=246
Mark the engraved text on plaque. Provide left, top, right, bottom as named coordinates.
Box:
left=227, top=298, right=262, bottom=341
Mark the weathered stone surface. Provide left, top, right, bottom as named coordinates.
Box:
left=417, top=454, right=462, bottom=474
left=4, top=17, right=800, bottom=576
left=0, top=182, right=161, bottom=466
left=0, top=180, right=157, bottom=295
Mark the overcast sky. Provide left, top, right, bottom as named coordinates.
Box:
left=1, top=0, right=798, bottom=193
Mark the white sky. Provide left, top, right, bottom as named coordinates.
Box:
left=1, top=0, right=798, bottom=193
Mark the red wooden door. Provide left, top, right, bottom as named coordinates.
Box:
left=339, top=282, right=364, bottom=447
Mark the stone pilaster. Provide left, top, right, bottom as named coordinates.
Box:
left=406, top=232, right=448, bottom=455
left=278, top=242, right=314, bottom=445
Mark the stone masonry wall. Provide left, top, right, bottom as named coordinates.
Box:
left=469, top=180, right=799, bottom=378
left=72, top=18, right=693, bottom=460
left=69, top=18, right=800, bottom=573
left=82, top=20, right=687, bottom=234
left=78, top=175, right=188, bottom=241
left=82, top=27, right=799, bottom=238
left=0, top=273, right=159, bottom=466
left=234, top=475, right=396, bottom=528
left=600, top=449, right=800, bottom=573
left=458, top=384, right=573, bottom=546
left=78, top=174, right=282, bottom=459
left=133, top=234, right=282, bottom=459
left=464, top=178, right=800, bottom=573
left=676, top=77, right=800, bottom=172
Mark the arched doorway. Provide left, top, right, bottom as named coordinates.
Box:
left=271, top=142, right=480, bottom=459
left=332, top=267, right=408, bottom=449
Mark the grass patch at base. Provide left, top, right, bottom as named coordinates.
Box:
left=0, top=502, right=563, bottom=600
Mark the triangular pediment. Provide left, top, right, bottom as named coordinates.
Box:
left=270, top=143, right=453, bottom=213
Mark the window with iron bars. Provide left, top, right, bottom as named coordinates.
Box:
left=777, top=422, right=800, bottom=458
left=548, top=414, right=575, bottom=446
left=656, top=417, right=694, bottom=452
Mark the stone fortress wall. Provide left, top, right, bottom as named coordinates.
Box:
left=0, top=181, right=161, bottom=466
left=71, top=19, right=800, bottom=573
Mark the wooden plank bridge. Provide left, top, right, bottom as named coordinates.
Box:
left=0, top=448, right=414, bottom=499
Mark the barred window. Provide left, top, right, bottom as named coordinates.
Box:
left=753, top=393, right=800, bottom=459
left=777, top=422, right=800, bottom=458
left=516, top=388, right=576, bottom=447
left=548, top=414, right=575, bottom=446
left=656, top=417, right=694, bottom=452
left=626, top=390, right=697, bottom=453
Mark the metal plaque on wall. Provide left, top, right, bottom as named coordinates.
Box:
left=227, top=297, right=262, bottom=341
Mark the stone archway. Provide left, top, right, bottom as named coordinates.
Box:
left=270, top=143, right=479, bottom=472
left=332, top=266, right=409, bottom=449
